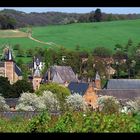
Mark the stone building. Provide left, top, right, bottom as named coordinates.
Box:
left=68, top=72, right=101, bottom=109
left=32, top=58, right=42, bottom=90
left=0, top=47, right=22, bottom=84
left=43, top=65, right=78, bottom=86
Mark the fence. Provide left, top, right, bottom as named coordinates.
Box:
left=0, top=111, right=42, bottom=119
left=0, top=111, right=61, bottom=119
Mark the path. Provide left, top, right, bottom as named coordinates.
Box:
left=28, top=33, right=58, bottom=47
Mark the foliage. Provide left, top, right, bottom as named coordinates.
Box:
left=12, top=80, right=34, bottom=98
left=126, top=97, right=140, bottom=113
left=16, top=92, right=46, bottom=111
left=65, top=93, right=88, bottom=112
left=0, top=111, right=139, bottom=132
left=50, top=112, right=78, bottom=132
left=94, top=8, right=102, bottom=22
left=0, top=95, right=10, bottom=111
left=35, top=83, right=71, bottom=103
left=27, top=111, right=51, bottom=133
left=0, top=76, right=14, bottom=98
left=39, top=91, right=60, bottom=113
left=97, top=95, right=121, bottom=114
left=93, top=47, right=112, bottom=57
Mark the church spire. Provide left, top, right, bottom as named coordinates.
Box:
left=95, top=71, right=100, bottom=80
left=4, top=47, right=13, bottom=61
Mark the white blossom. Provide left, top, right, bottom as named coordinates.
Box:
left=16, top=92, right=46, bottom=111
left=0, top=95, right=10, bottom=111
left=126, top=97, right=140, bottom=113
left=65, top=93, right=88, bottom=111
left=97, top=95, right=120, bottom=112
left=39, top=90, right=60, bottom=112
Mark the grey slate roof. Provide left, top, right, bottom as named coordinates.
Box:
left=4, top=49, right=14, bottom=61
left=0, top=61, right=4, bottom=67
left=5, top=98, right=19, bottom=107
left=44, top=65, right=78, bottom=84
left=106, top=79, right=140, bottom=89
left=98, top=89, right=140, bottom=100
left=68, top=82, right=89, bottom=96
left=15, top=64, right=22, bottom=76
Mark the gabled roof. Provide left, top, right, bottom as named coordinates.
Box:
left=68, top=82, right=89, bottom=96
left=106, top=79, right=140, bottom=89
left=44, top=65, right=78, bottom=83
left=4, top=48, right=14, bottom=61
left=5, top=98, right=19, bottom=107
left=0, top=61, right=4, bottom=67
left=33, top=67, right=41, bottom=77
left=15, top=64, right=22, bottom=76
left=98, top=89, right=140, bottom=100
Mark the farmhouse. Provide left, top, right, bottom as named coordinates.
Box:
left=0, top=47, right=22, bottom=84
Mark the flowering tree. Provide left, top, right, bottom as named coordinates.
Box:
left=0, top=95, right=10, bottom=111
left=39, top=91, right=60, bottom=112
left=16, top=92, right=46, bottom=111
left=65, top=93, right=88, bottom=111
left=97, top=95, right=121, bottom=114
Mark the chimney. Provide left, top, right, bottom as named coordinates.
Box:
left=95, top=71, right=101, bottom=89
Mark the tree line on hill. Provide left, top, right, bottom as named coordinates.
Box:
left=4, top=38, right=140, bottom=85
left=0, top=8, right=140, bottom=29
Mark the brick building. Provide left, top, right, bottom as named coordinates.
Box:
left=68, top=72, right=101, bottom=109
left=0, top=47, right=22, bottom=84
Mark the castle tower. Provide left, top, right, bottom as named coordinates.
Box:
left=32, top=58, right=42, bottom=90
left=4, top=48, right=14, bottom=84
left=95, top=71, right=101, bottom=89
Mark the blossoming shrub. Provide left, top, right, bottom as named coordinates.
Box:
left=97, top=95, right=121, bottom=114
left=39, top=91, right=60, bottom=112
left=0, top=95, right=10, bottom=111
left=16, top=92, right=46, bottom=111
left=65, top=93, right=88, bottom=111
left=126, top=97, right=140, bottom=114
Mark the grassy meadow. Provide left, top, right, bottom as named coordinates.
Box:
left=0, top=19, right=140, bottom=53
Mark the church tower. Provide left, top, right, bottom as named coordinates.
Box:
left=95, top=71, right=101, bottom=89
left=32, top=58, right=42, bottom=90
left=4, top=48, right=14, bottom=84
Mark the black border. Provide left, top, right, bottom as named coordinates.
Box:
left=0, top=0, right=140, bottom=7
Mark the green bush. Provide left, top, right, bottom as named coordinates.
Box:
left=35, top=83, right=71, bottom=110
left=27, top=111, right=51, bottom=133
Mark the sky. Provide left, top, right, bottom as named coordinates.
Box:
left=0, top=7, right=140, bottom=14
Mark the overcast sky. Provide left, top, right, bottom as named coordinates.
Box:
left=0, top=7, right=140, bottom=14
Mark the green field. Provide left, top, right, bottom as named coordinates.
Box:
left=1, top=19, right=140, bottom=52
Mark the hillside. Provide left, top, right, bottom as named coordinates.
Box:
left=0, top=19, right=140, bottom=53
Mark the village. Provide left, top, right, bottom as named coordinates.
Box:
left=0, top=46, right=140, bottom=111
left=0, top=7, right=140, bottom=132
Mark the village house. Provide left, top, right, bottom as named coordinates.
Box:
left=0, top=47, right=22, bottom=84
left=98, top=79, right=140, bottom=104
left=43, top=65, right=78, bottom=86
left=68, top=72, right=101, bottom=109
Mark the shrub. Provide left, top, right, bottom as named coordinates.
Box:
left=16, top=92, right=46, bottom=111
left=65, top=93, right=88, bottom=111
left=12, top=80, right=34, bottom=98
left=126, top=97, right=140, bottom=114
left=97, top=95, right=121, bottom=114
left=0, top=95, right=10, bottom=111
left=35, top=83, right=71, bottom=110
left=27, top=111, right=51, bottom=133
left=39, top=91, right=60, bottom=113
